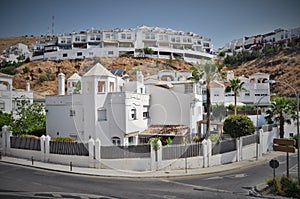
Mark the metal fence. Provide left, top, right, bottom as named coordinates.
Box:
left=242, top=134, right=257, bottom=146
left=10, top=136, right=41, bottom=151
left=212, top=139, right=236, bottom=155
left=49, top=141, right=89, bottom=156
left=101, top=145, right=151, bottom=159
left=162, top=143, right=202, bottom=160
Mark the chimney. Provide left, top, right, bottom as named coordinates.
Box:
left=26, top=82, right=30, bottom=92
left=58, top=73, right=65, bottom=95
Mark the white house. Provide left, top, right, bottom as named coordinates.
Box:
left=46, top=66, right=206, bottom=145
left=207, top=71, right=272, bottom=106
left=46, top=63, right=150, bottom=145
left=143, top=70, right=204, bottom=139
left=0, top=72, right=33, bottom=115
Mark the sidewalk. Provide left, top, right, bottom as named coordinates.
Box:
left=0, top=151, right=285, bottom=178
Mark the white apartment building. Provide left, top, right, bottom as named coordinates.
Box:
left=32, top=25, right=214, bottom=63
left=207, top=71, right=272, bottom=106
left=0, top=72, right=33, bottom=115
left=222, top=27, right=300, bottom=52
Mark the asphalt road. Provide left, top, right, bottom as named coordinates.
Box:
left=0, top=154, right=298, bottom=199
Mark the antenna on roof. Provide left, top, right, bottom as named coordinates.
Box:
left=52, top=16, right=55, bottom=36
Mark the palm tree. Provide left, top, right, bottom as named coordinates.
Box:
left=225, top=78, right=245, bottom=115
left=189, top=61, right=218, bottom=139
left=265, top=97, right=296, bottom=138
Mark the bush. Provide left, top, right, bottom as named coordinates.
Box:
left=51, top=136, right=76, bottom=142
left=39, top=74, right=48, bottom=82
left=223, top=114, right=255, bottom=138
left=267, top=176, right=300, bottom=198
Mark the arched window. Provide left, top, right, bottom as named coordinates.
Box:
left=112, top=137, right=121, bottom=145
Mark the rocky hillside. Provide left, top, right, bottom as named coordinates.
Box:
left=232, top=51, right=300, bottom=97
left=13, top=57, right=192, bottom=96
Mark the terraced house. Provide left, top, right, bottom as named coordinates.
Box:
left=32, top=25, right=214, bottom=63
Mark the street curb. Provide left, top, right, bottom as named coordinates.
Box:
left=0, top=152, right=285, bottom=179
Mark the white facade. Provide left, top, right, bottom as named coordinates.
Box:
left=32, top=25, right=214, bottom=63
left=144, top=71, right=203, bottom=138
left=208, top=72, right=272, bottom=106
left=46, top=63, right=150, bottom=145
left=0, top=72, right=33, bottom=115
left=222, top=26, right=300, bottom=53
left=1, top=43, right=32, bottom=63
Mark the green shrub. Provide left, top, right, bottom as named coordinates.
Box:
left=51, top=136, right=76, bottom=142
left=223, top=114, right=255, bottom=138
left=39, top=74, right=48, bottom=82
left=267, top=176, right=300, bottom=197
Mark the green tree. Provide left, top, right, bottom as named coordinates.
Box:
left=189, top=61, right=218, bottom=139
left=225, top=78, right=245, bottom=115
left=265, top=97, right=296, bottom=138
left=10, top=98, right=46, bottom=136
left=223, top=114, right=255, bottom=138
left=0, top=111, right=14, bottom=129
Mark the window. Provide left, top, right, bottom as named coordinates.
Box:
left=63, top=53, right=68, bottom=57
left=70, top=109, right=75, bottom=116
left=109, top=82, right=114, bottom=92
left=143, top=106, right=149, bottom=119
left=108, top=51, right=114, bottom=55
left=121, top=33, right=126, bottom=39
left=203, top=43, right=210, bottom=47
left=184, top=84, right=193, bottom=93
left=130, top=108, right=137, bottom=120
left=126, top=34, right=131, bottom=39
left=105, top=34, right=110, bottom=39
left=98, top=81, right=105, bottom=93
left=176, top=37, right=180, bottom=43
left=150, top=33, right=155, bottom=40
left=145, top=33, right=150, bottom=40
left=112, top=137, right=121, bottom=145
left=0, top=101, right=5, bottom=111
left=245, top=92, right=250, bottom=96
left=128, top=137, right=134, bottom=145
left=98, top=108, right=107, bottom=121
left=75, top=36, right=80, bottom=41
left=77, top=52, right=82, bottom=56
left=159, top=35, right=163, bottom=40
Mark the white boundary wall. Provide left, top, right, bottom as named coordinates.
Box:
left=1, top=125, right=279, bottom=172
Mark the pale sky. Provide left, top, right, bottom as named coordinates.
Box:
left=1, top=0, right=299, bottom=48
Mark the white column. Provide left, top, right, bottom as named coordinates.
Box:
left=202, top=139, right=208, bottom=168
left=207, top=139, right=212, bottom=167
left=236, top=138, right=240, bottom=162
left=44, top=135, right=51, bottom=161
left=88, top=138, right=95, bottom=168
left=95, top=138, right=101, bottom=169
left=40, top=135, right=45, bottom=161
left=58, top=73, right=65, bottom=95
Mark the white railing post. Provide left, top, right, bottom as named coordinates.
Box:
left=95, top=138, right=101, bottom=169
left=236, top=138, right=240, bottom=162
left=2, top=125, right=11, bottom=155
left=207, top=139, right=212, bottom=167
left=202, top=139, right=208, bottom=168
left=45, top=135, right=51, bottom=162
left=40, top=135, right=45, bottom=161
left=88, top=138, right=95, bottom=168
